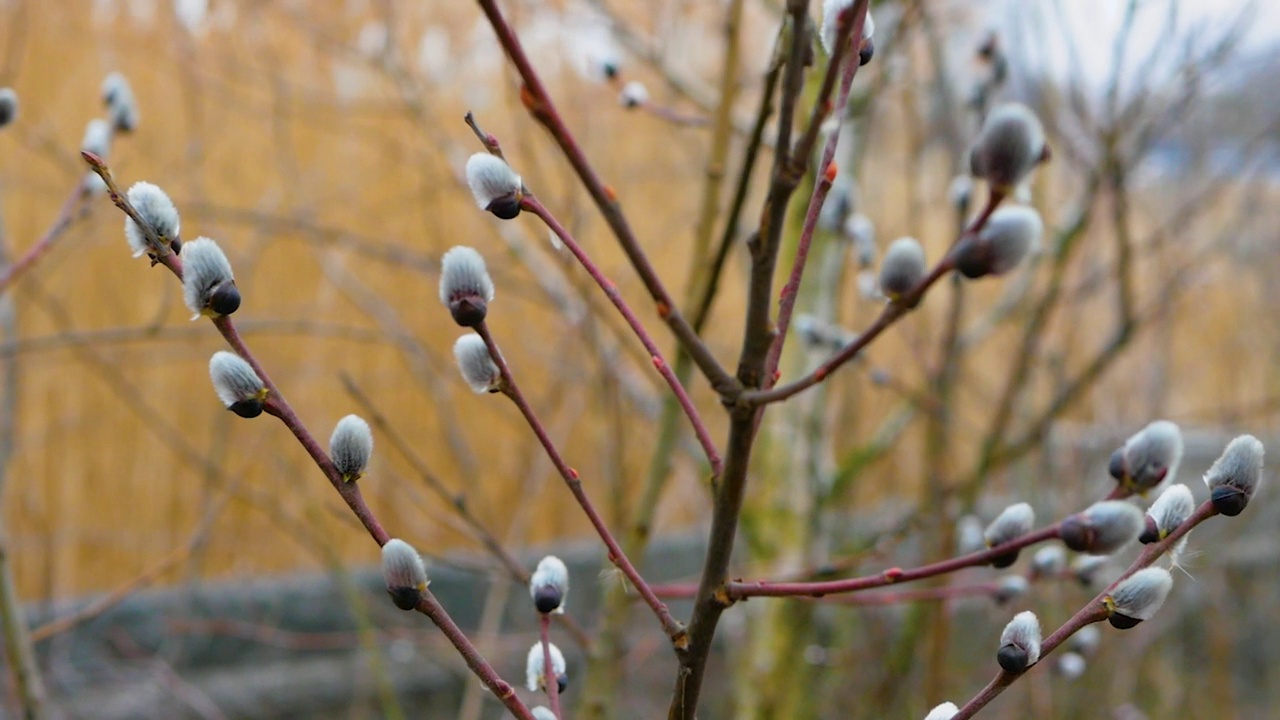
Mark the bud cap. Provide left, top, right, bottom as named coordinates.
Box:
left=453, top=334, right=501, bottom=393
left=329, top=414, right=373, bottom=482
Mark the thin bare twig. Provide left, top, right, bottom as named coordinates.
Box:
left=475, top=321, right=688, bottom=648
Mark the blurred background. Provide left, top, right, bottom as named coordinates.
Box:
left=0, top=0, right=1277, bottom=718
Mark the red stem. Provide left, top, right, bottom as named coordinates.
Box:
left=213, top=316, right=391, bottom=545
left=742, top=192, right=1004, bottom=407
left=523, top=197, right=722, bottom=477
left=724, top=526, right=1059, bottom=600
left=83, top=153, right=528, bottom=719
left=0, top=182, right=88, bottom=294
left=473, top=0, right=739, bottom=397
left=540, top=613, right=562, bottom=719
left=476, top=321, right=689, bottom=648
left=952, top=500, right=1219, bottom=719
left=417, top=590, right=536, bottom=720
left=764, top=5, right=867, bottom=384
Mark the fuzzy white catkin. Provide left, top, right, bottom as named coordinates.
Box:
left=329, top=415, right=373, bottom=479
left=995, top=575, right=1029, bottom=603
left=101, top=72, right=139, bottom=132
left=464, top=153, right=521, bottom=210
left=1000, top=610, right=1042, bottom=667
left=208, top=351, right=263, bottom=406
left=878, top=237, right=926, bottom=298
left=381, top=539, right=428, bottom=591
left=619, top=80, right=649, bottom=107
left=124, top=182, right=181, bottom=257
left=81, top=119, right=112, bottom=159
left=956, top=515, right=985, bottom=554
left=1108, top=567, right=1173, bottom=621
left=923, top=702, right=959, bottom=720
left=531, top=709, right=558, bottom=720
left=453, top=334, right=501, bottom=393
left=1204, top=434, right=1264, bottom=495
left=0, top=88, right=17, bottom=128
left=969, top=102, right=1045, bottom=188
left=439, top=246, right=495, bottom=306
left=181, top=238, right=235, bottom=319
left=529, top=555, right=569, bottom=613
left=1146, top=483, right=1194, bottom=538
left=1032, top=545, right=1066, bottom=576
left=1071, top=625, right=1101, bottom=655
left=819, top=0, right=874, bottom=56
left=1064, top=501, right=1144, bottom=554
left=984, top=502, right=1035, bottom=546
left=1120, top=420, right=1183, bottom=490
left=1057, top=651, right=1086, bottom=680
left=976, top=206, right=1042, bottom=274
left=525, top=641, right=566, bottom=693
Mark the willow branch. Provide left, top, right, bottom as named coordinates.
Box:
left=522, top=197, right=722, bottom=476
left=474, top=0, right=739, bottom=396
left=475, top=322, right=688, bottom=647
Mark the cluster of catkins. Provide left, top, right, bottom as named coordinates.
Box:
left=926, top=423, right=1264, bottom=719
left=877, top=101, right=1048, bottom=303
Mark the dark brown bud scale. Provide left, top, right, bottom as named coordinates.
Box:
left=997, top=644, right=1030, bottom=673
left=388, top=586, right=421, bottom=611
left=1137, top=516, right=1160, bottom=545
left=487, top=196, right=522, bottom=220
left=209, top=282, right=242, bottom=316
left=228, top=398, right=264, bottom=419
left=449, top=296, right=489, bottom=328
left=1210, top=484, right=1248, bottom=517
left=534, top=586, right=563, bottom=615
left=1108, top=613, right=1142, bottom=630
left=990, top=550, right=1020, bottom=569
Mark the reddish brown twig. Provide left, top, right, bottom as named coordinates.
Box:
left=0, top=181, right=89, bottom=294
left=952, top=501, right=1218, bottom=719
left=473, top=0, right=739, bottom=398
left=82, top=153, right=532, bottom=720
left=540, top=613, right=562, bottom=718
left=522, top=196, right=722, bottom=477
left=475, top=321, right=688, bottom=648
